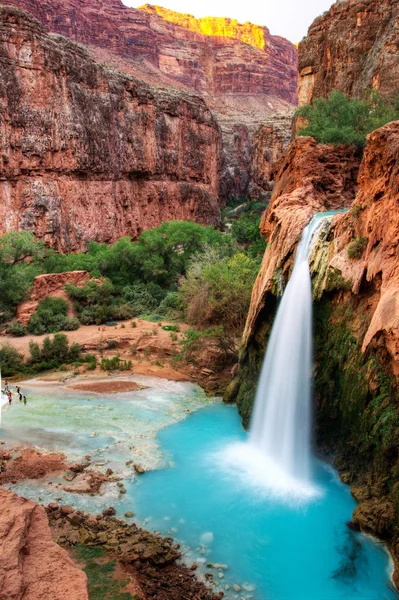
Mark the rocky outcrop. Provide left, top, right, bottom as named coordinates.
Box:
left=0, top=488, right=88, bottom=600
left=241, top=137, right=360, bottom=352
left=298, top=0, right=399, bottom=106
left=0, top=6, right=221, bottom=251
left=16, top=271, right=91, bottom=325
left=0, top=0, right=298, bottom=202
left=248, top=114, right=294, bottom=201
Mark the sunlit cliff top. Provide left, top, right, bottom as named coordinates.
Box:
left=139, top=4, right=272, bottom=51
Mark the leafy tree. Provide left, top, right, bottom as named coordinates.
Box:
left=296, top=90, right=399, bottom=147
left=0, top=342, right=24, bottom=376
left=0, top=232, right=46, bottom=321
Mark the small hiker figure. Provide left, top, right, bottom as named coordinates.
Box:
left=8, top=391, right=12, bottom=405
left=4, top=380, right=9, bottom=392
left=16, top=385, right=20, bottom=395
left=19, top=393, right=22, bottom=402
left=23, top=396, right=27, bottom=405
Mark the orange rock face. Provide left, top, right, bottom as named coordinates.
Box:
left=0, top=0, right=298, bottom=202
left=0, top=6, right=221, bottom=251
left=0, top=488, right=88, bottom=600
left=16, top=271, right=91, bottom=325
left=242, top=137, right=360, bottom=346
left=298, top=0, right=399, bottom=106
left=329, top=121, right=399, bottom=373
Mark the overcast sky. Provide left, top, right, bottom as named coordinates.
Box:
left=122, top=0, right=335, bottom=43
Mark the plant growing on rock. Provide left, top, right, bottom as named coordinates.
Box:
left=297, top=90, right=399, bottom=148
left=28, top=297, right=80, bottom=335
left=347, top=237, right=368, bottom=259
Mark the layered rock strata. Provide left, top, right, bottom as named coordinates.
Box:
left=0, top=6, right=221, bottom=251
left=298, top=0, right=399, bottom=106
left=0, top=488, right=88, bottom=600
left=0, top=0, right=298, bottom=202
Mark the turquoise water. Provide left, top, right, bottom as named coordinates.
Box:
left=1, top=382, right=395, bottom=600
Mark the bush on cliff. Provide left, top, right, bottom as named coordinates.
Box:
left=297, top=90, right=399, bottom=147
left=28, top=297, right=80, bottom=335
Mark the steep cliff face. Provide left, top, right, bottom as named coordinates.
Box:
left=0, top=488, right=88, bottom=600
left=248, top=114, right=294, bottom=201
left=0, top=0, right=298, bottom=202
left=228, top=121, right=399, bottom=583
left=298, top=0, right=399, bottom=106
left=0, top=6, right=221, bottom=251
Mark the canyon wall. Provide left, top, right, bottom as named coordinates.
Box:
left=0, top=0, right=298, bottom=202
left=298, top=0, right=399, bottom=106
left=0, top=6, right=221, bottom=251
left=227, top=121, right=399, bottom=583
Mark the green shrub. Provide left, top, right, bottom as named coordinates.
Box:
left=122, top=283, right=160, bottom=316
left=28, top=333, right=81, bottom=371
left=27, top=297, right=79, bottom=335
left=100, top=355, right=132, bottom=372
left=7, top=321, right=28, bottom=337
left=347, top=237, right=368, bottom=259
left=0, top=342, right=24, bottom=376
left=66, top=280, right=131, bottom=325
left=83, top=354, right=97, bottom=370
left=157, top=292, right=184, bottom=317
left=107, top=340, right=118, bottom=349
left=297, top=90, right=399, bottom=147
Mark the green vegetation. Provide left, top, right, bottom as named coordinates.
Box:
left=347, top=236, right=368, bottom=259
left=297, top=90, right=399, bottom=147
left=314, top=299, right=399, bottom=486
left=0, top=232, right=45, bottom=324
left=73, top=546, right=137, bottom=600
left=100, top=355, right=132, bottom=371
left=177, top=326, right=237, bottom=365
left=0, top=342, right=24, bottom=377
left=180, top=248, right=259, bottom=334
left=28, top=333, right=81, bottom=372
left=65, top=280, right=133, bottom=325
left=28, top=297, right=80, bottom=335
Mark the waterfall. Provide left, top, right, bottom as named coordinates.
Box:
left=249, top=215, right=326, bottom=484
left=218, top=212, right=341, bottom=502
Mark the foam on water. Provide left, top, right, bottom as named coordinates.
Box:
left=216, top=441, right=322, bottom=505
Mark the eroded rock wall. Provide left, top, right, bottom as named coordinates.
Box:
left=0, top=0, right=298, bottom=202
left=298, top=0, right=399, bottom=106
left=0, top=6, right=221, bottom=251
left=0, top=488, right=88, bottom=600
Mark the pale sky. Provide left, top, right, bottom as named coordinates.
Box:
left=122, top=0, right=335, bottom=43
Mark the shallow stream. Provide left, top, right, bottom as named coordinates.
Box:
left=1, top=378, right=395, bottom=600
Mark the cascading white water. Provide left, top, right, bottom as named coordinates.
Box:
left=249, top=215, right=326, bottom=483
left=218, top=212, right=340, bottom=502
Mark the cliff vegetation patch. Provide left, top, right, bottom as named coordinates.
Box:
left=297, top=90, right=399, bottom=148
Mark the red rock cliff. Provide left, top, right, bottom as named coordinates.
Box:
left=298, top=0, right=399, bottom=106
left=0, top=6, right=221, bottom=251
left=0, top=0, right=298, bottom=202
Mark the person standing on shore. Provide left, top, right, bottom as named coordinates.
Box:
left=23, top=396, right=27, bottom=405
